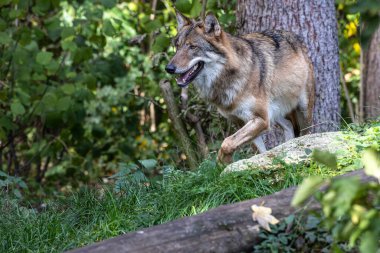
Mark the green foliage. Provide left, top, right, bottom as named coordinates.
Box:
left=0, top=0, right=179, bottom=190
left=0, top=0, right=240, bottom=192
left=313, top=149, right=338, bottom=169
left=253, top=214, right=354, bottom=252
left=292, top=148, right=380, bottom=252
left=0, top=171, right=27, bottom=199
left=291, top=176, right=324, bottom=207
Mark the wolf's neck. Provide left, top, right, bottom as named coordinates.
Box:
left=194, top=64, right=247, bottom=108
left=193, top=59, right=224, bottom=99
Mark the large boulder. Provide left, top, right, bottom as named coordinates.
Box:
left=223, top=132, right=353, bottom=173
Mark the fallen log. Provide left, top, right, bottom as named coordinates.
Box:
left=67, top=170, right=374, bottom=253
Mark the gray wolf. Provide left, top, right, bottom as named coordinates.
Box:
left=165, top=11, right=315, bottom=164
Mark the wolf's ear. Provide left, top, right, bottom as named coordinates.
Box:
left=204, top=13, right=221, bottom=37
left=175, top=9, right=191, bottom=31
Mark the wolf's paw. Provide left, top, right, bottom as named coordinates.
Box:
left=217, top=149, right=233, bottom=164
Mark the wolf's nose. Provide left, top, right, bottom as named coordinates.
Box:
left=165, top=64, right=176, bottom=74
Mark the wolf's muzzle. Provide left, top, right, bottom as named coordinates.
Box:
left=165, top=64, right=176, bottom=74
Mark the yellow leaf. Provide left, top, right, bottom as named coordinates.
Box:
left=353, top=42, right=361, bottom=54
left=345, top=22, right=357, bottom=37
left=251, top=205, right=279, bottom=231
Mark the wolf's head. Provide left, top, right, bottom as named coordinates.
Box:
left=166, top=11, right=226, bottom=88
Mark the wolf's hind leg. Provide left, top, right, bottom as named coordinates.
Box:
left=297, top=63, right=315, bottom=135
left=295, top=88, right=313, bottom=136
left=276, top=117, right=295, bottom=142
left=253, top=135, right=267, bottom=154
left=295, top=106, right=311, bottom=135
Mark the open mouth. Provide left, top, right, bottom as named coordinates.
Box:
left=176, top=62, right=204, bottom=87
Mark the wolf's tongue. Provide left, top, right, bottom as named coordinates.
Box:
left=176, top=64, right=197, bottom=85
left=177, top=71, right=192, bottom=84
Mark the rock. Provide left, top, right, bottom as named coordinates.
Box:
left=223, top=131, right=354, bottom=173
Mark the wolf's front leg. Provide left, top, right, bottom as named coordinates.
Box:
left=218, top=117, right=268, bottom=164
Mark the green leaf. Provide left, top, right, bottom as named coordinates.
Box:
left=10, top=101, right=26, bottom=116
left=17, top=179, right=28, bottom=189
left=144, top=20, right=161, bottom=33
left=0, top=18, right=6, bottom=31
left=13, top=188, right=22, bottom=198
left=359, top=231, right=377, bottom=253
left=36, top=51, right=53, bottom=66
left=312, top=149, right=337, bottom=169
left=61, top=27, right=75, bottom=39
left=9, top=9, right=24, bottom=19
left=0, top=0, right=12, bottom=8
left=175, top=0, right=192, bottom=13
left=57, top=96, right=71, bottom=111
left=100, top=0, right=117, bottom=8
left=362, top=149, right=380, bottom=181
left=139, top=159, right=157, bottom=170
left=0, top=170, right=9, bottom=177
left=42, top=92, right=58, bottom=108
left=0, top=32, right=11, bottom=45
left=291, top=176, right=324, bottom=207
left=61, top=39, right=77, bottom=51
left=304, top=148, right=313, bottom=155
left=190, top=0, right=202, bottom=17
left=0, top=116, right=14, bottom=131
left=45, top=16, right=61, bottom=41
left=32, top=0, right=51, bottom=15
left=103, top=20, right=116, bottom=37
left=61, top=84, right=76, bottom=95
left=152, top=34, right=171, bottom=53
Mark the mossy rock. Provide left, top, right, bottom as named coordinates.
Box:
left=223, top=132, right=356, bottom=173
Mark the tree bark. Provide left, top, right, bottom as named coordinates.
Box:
left=159, top=80, right=198, bottom=170
left=362, top=26, right=380, bottom=120
left=236, top=0, right=341, bottom=147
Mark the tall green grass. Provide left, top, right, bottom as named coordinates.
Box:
left=0, top=159, right=339, bottom=253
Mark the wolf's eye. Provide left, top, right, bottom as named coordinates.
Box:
left=189, top=45, right=197, bottom=50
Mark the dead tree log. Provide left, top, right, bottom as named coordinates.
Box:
left=159, top=80, right=198, bottom=170
left=180, top=87, right=209, bottom=158
left=67, top=170, right=373, bottom=253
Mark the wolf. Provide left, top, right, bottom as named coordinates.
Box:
left=166, top=11, right=315, bottom=164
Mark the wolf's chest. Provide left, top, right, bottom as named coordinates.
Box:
left=217, top=98, right=256, bottom=123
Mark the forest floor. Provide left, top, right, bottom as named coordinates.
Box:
left=1, top=122, right=379, bottom=253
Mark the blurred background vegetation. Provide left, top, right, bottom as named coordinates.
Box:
left=0, top=0, right=378, bottom=199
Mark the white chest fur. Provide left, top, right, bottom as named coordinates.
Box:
left=217, top=97, right=256, bottom=123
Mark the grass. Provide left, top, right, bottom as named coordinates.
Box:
left=1, top=122, right=379, bottom=253
left=0, top=161, right=342, bottom=253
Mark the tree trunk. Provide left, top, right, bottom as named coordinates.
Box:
left=362, top=26, right=380, bottom=120
left=236, top=0, right=341, bottom=148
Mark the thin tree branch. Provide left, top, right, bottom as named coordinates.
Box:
left=201, top=0, right=207, bottom=20
left=180, top=88, right=208, bottom=158
left=159, top=80, right=198, bottom=169
left=8, top=133, right=19, bottom=176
